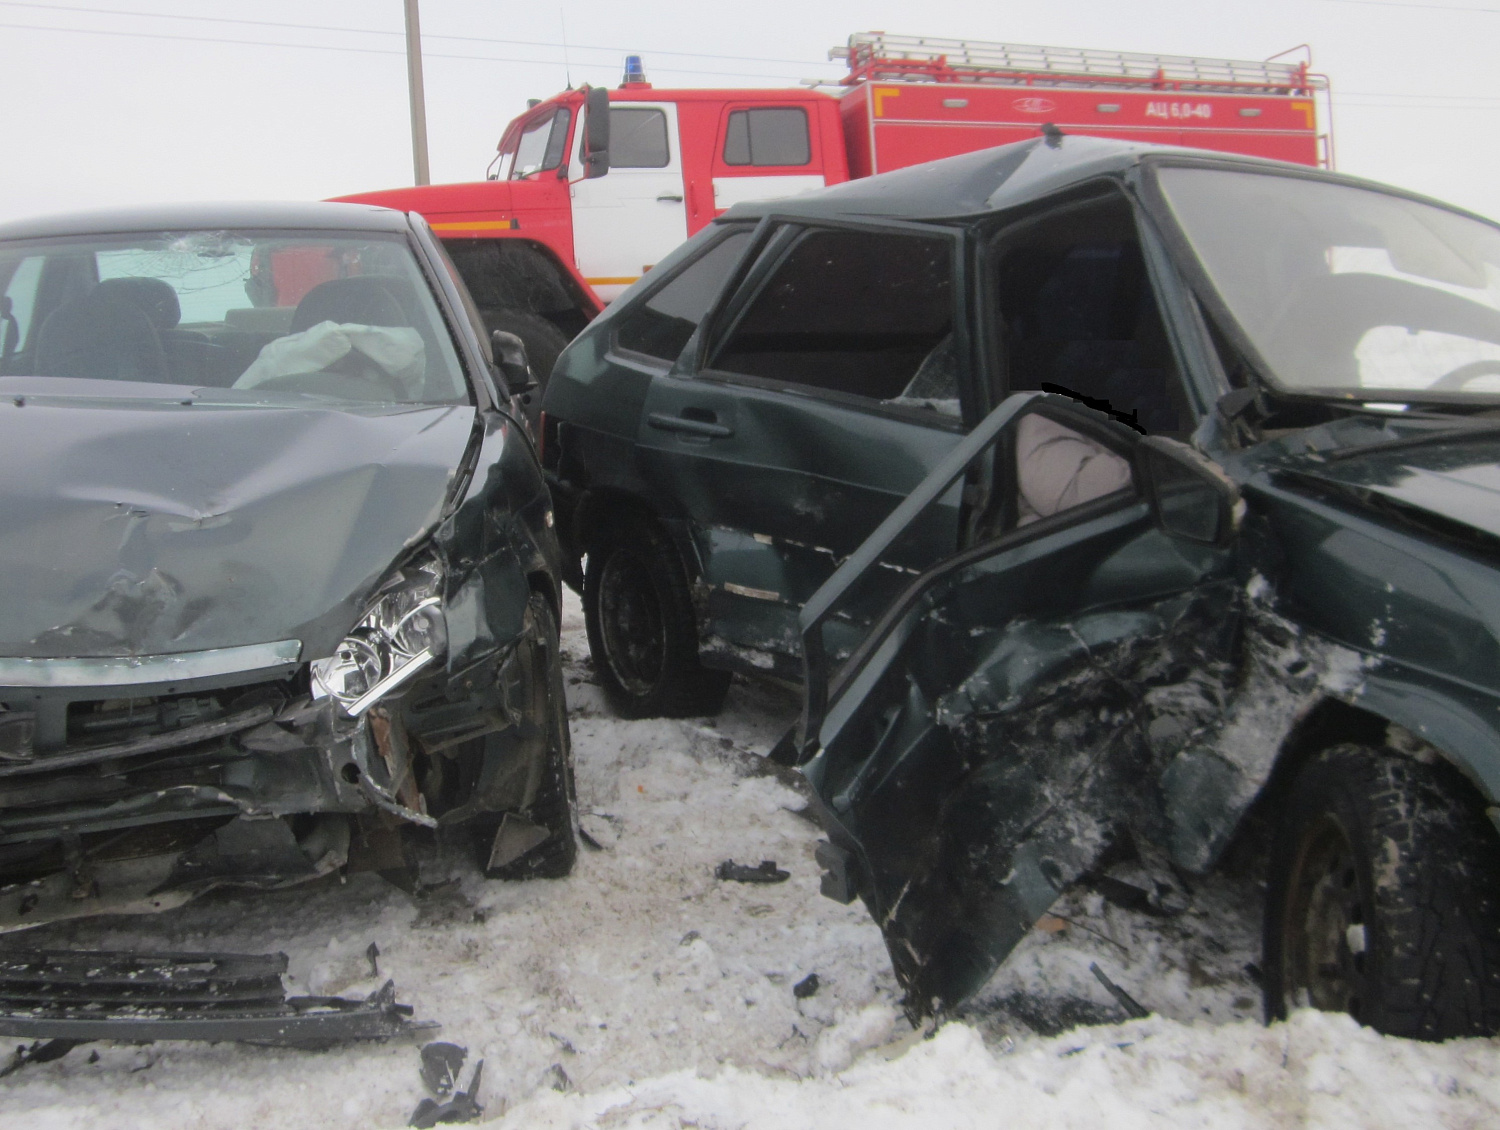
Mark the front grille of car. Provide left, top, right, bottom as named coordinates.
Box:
left=0, top=675, right=308, bottom=853
left=62, top=683, right=286, bottom=750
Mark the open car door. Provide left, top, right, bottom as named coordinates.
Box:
left=792, top=392, right=1243, bottom=1021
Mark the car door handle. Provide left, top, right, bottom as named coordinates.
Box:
left=656, top=193, right=684, bottom=202
left=647, top=411, right=732, bottom=438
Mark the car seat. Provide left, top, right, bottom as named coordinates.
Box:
left=290, top=276, right=408, bottom=334
left=34, top=284, right=169, bottom=382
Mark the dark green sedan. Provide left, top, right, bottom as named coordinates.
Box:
left=542, top=135, right=1500, bottom=1040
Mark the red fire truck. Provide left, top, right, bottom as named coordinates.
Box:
left=339, top=32, right=1332, bottom=377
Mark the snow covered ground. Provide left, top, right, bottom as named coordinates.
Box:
left=4, top=592, right=1500, bottom=1127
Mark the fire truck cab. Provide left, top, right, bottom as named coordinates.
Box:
left=338, top=33, right=1331, bottom=388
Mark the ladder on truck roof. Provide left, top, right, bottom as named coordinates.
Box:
left=835, top=32, right=1329, bottom=96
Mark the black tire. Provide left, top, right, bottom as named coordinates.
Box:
left=1264, top=743, right=1500, bottom=1039
left=476, top=592, right=578, bottom=880
left=481, top=307, right=569, bottom=430
left=583, top=518, right=731, bottom=719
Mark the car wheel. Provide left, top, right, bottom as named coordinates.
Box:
left=584, top=518, right=731, bottom=719
left=481, top=307, right=569, bottom=429
left=476, top=592, right=578, bottom=880
left=1263, top=742, right=1500, bottom=1039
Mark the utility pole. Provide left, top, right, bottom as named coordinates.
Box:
left=403, top=0, right=431, bottom=185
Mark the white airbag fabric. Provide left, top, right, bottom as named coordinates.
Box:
left=1016, top=413, right=1133, bottom=524
left=235, top=321, right=424, bottom=392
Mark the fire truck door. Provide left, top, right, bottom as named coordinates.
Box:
left=571, top=102, right=689, bottom=303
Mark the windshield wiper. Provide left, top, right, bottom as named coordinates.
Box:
left=1317, top=416, right=1500, bottom=463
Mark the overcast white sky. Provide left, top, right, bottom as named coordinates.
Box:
left=1, top=0, right=1497, bottom=222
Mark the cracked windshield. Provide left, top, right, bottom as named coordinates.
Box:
left=0, top=231, right=468, bottom=404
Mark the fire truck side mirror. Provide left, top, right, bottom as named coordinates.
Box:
left=583, top=86, right=611, bottom=179
left=490, top=330, right=537, bottom=395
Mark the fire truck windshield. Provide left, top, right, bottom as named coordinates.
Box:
left=1159, top=167, right=1500, bottom=401
left=505, top=108, right=572, bottom=180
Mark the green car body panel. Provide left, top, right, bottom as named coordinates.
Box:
left=544, top=134, right=1500, bottom=1017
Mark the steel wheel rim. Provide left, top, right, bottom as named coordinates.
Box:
left=597, top=549, right=665, bottom=696
left=1284, top=813, right=1368, bottom=1019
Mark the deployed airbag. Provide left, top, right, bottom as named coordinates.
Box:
left=235, top=321, right=425, bottom=393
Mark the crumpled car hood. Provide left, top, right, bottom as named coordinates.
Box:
left=0, top=383, right=476, bottom=663
left=1282, top=431, right=1500, bottom=542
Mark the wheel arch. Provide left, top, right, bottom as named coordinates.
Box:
left=1223, top=686, right=1500, bottom=869
left=526, top=569, right=562, bottom=634
left=571, top=487, right=703, bottom=581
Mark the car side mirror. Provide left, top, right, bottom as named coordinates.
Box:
left=1138, top=436, right=1240, bottom=547
left=583, top=86, right=610, bottom=179
left=490, top=330, right=536, bottom=395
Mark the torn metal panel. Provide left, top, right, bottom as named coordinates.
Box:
left=799, top=397, right=1243, bottom=1020
left=1155, top=578, right=1369, bottom=872
left=0, top=950, right=436, bottom=1045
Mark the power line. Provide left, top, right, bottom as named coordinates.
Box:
left=1340, top=90, right=1500, bottom=101
left=1336, top=101, right=1498, bottom=108
left=0, top=19, right=819, bottom=82
left=1318, top=0, right=1500, bottom=14
left=0, top=1, right=837, bottom=68
left=4, top=9, right=1489, bottom=103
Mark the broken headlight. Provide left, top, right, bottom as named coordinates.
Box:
left=310, top=559, right=447, bottom=716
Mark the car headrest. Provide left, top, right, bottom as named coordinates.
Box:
left=95, top=277, right=181, bottom=331
left=290, top=277, right=408, bottom=335
left=34, top=289, right=169, bottom=382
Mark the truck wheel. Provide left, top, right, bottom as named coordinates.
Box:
left=476, top=592, right=578, bottom=880
left=584, top=518, right=731, bottom=719
left=1263, top=743, right=1500, bottom=1039
left=482, top=308, right=569, bottom=428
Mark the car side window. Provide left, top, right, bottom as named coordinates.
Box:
left=0, top=255, right=44, bottom=369
left=609, top=108, right=670, bottom=169
left=613, top=229, right=753, bottom=362
left=723, top=108, right=810, bottom=167
left=992, top=194, right=1191, bottom=436
left=710, top=227, right=957, bottom=414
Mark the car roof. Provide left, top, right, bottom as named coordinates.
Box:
left=718, top=135, right=1334, bottom=224
left=0, top=200, right=411, bottom=242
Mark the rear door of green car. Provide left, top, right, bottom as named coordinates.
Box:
left=632, top=218, right=975, bottom=677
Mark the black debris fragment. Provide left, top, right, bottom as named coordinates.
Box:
left=1089, top=963, right=1149, bottom=1019
left=0, top=1037, right=79, bottom=1079
left=409, top=1059, right=485, bottom=1126
left=715, top=860, right=789, bottom=884
left=541, top=1062, right=573, bottom=1092
left=793, top=973, right=820, bottom=999
left=419, top=1041, right=468, bottom=1097
left=367, top=942, right=382, bottom=979
left=578, top=827, right=604, bottom=851
left=1088, top=875, right=1186, bottom=918
left=987, top=991, right=1121, bottom=1037
left=0, top=949, right=436, bottom=1046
